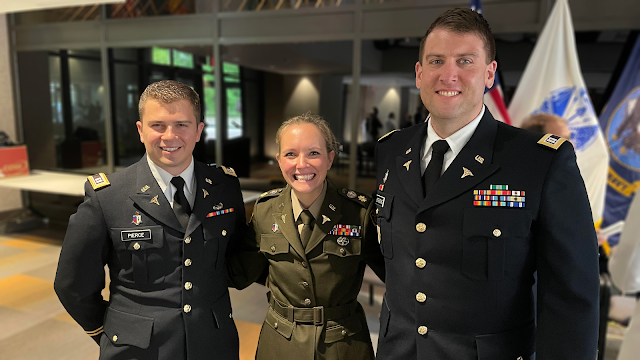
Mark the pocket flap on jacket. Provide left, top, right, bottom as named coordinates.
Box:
left=475, top=322, right=535, bottom=360
left=324, top=315, right=363, bottom=343
left=260, top=234, right=290, bottom=255
left=376, top=192, right=394, bottom=221
left=463, top=208, right=532, bottom=238
left=103, top=307, right=154, bottom=349
left=265, top=307, right=294, bottom=339
left=323, top=236, right=362, bottom=257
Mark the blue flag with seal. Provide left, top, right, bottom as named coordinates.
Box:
left=599, top=36, right=640, bottom=246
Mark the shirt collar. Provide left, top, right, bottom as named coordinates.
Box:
left=423, top=105, right=485, bottom=159
left=291, top=181, right=328, bottom=222
left=146, top=155, right=196, bottom=196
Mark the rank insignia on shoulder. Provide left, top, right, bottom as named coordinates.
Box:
left=88, top=173, right=110, bottom=190
left=378, top=129, right=398, bottom=142
left=219, top=165, right=237, bottom=177
left=537, top=133, right=567, bottom=150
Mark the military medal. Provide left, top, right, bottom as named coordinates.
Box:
left=329, top=204, right=336, bottom=211
left=329, top=224, right=361, bottom=236
left=150, top=195, right=160, bottom=206
left=475, top=155, right=484, bottom=164
left=206, top=208, right=235, bottom=217
left=473, top=185, right=525, bottom=208
left=213, top=203, right=223, bottom=211
left=205, top=178, right=213, bottom=184
left=337, top=237, right=349, bottom=246
left=403, top=160, right=412, bottom=171
left=272, top=223, right=279, bottom=232
left=322, top=215, right=331, bottom=224
left=132, top=212, right=142, bottom=225
left=461, top=167, right=474, bottom=178
left=141, top=185, right=150, bottom=192
left=203, top=189, right=209, bottom=198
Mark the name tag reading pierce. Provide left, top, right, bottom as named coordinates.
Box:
left=121, top=229, right=152, bottom=241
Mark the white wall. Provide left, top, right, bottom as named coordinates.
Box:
left=0, top=15, right=22, bottom=212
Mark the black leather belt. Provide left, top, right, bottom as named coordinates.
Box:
left=268, top=294, right=357, bottom=325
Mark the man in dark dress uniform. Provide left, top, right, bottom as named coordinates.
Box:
left=54, top=80, right=245, bottom=360
left=374, top=8, right=599, bottom=360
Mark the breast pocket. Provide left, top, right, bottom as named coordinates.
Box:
left=462, top=208, right=532, bottom=281
left=376, top=192, right=394, bottom=259
left=204, top=212, right=237, bottom=269
left=110, top=226, right=164, bottom=284
left=260, top=234, right=291, bottom=258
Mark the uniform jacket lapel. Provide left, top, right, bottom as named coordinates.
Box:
left=272, top=187, right=308, bottom=260
left=305, top=181, right=343, bottom=254
left=129, top=156, right=184, bottom=233
left=420, top=111, right=500, bottom=212
left=397, top=122, right=428, bottom=207
left=185, top=162, right=224, bottom=236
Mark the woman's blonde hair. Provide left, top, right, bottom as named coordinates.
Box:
left=275, top=112, right=340, bottom=155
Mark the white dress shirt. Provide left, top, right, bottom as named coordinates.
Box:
left=147, top=155, right=196, bottom=209
left=420, top=105, right=486, bottom=175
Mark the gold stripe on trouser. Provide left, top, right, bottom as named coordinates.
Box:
left=86, top=326, right=104, bottom=336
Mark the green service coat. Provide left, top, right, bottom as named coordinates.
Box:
left=228, top=181, right=385, bottom=360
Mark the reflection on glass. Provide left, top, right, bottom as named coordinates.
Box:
left=49, top=56, right=64, bottom=146
left=152, top=47, right=171, bottom=66
left=173, top=50, right=194, bottom=69
left=113, top=63, right=142, bottom=167
left=203, top=72, right=216, bottom=141
left=227, top=87, right=242, bottom=139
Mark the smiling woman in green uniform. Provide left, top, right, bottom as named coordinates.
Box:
left=228, top=113, right=385, bottom=360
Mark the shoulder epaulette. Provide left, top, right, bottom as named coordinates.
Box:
left=340, top=188, right=371, bottom=207
left=88, top=173, right=110, bottom=190
left=257, top=188, right=284, bottom=203
left=218, top=165, right=237, bottom=177
left=537, top=133, right=568, bottom=150
left=378, top=130, right=399, bottom=142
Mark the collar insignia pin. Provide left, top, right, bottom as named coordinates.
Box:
left=475, top=155, right=484, bottom=164
left=322, top=215, right=331, bottom=224
left=403, top=160, right=412, bottom=171
left=205, top=178, right=212, bottom=184
left=203, top=189, right=209, bottom=198
left=272, top=223, right=279, bottom=232
left=281, top=214, right=286, bottom=223
left=462, top=167, right=474, bottom=178
left=141, top=185, right=150, bottom=192
left=406, top=148, right=411, bottom=154
left=383, top=169, right=389, bottom=183
left=329, top=204, right=336, bottom=211
left=150, top=195, right=160, bottom=206
left=213, top=203, right=223, bottom=211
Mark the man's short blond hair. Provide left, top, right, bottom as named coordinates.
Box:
left=521, top=113, right=565, bottom=134
left=276, top=112, right=340, bottom=155
left=139, top=80, right=201, bottom=122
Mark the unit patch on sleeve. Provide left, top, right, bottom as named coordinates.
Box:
left=88, top=173, right=110, bottom=190
left=537, top=133, right=567, bottom=150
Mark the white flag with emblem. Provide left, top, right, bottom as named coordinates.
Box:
left=508, top=0, right=609, bottom=224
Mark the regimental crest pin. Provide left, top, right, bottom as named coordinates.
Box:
left=203, top=189, right=209, bottom=198
left=329, top=204, right=336, bottom=211
left=213, top=203, right=223, bottom=211
left=347, top=190, right=357, bottom=199
left=322, top=215, right=331, bottom=224
left=272, top=223, right=279, bottom=232
left=141, top=185, right=150, bottom=192
left=150, top=195, right=160, bottom=205
left=461, top=167, right=474, bottom=178
left=403, top=160, right=412, bottom=171
left=205, top=178, right=213, bottom=184
left=132, top=212, right=142, bottom=225
left=337, top=237, right=349, bottom=246
left=475, top=155, right=484, bottom=164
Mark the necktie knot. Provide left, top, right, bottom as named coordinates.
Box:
left=431, top=140, right=449, bottom=156
left=299, top=210, right=315, bottom=226
left=171, top=176, right=191, bottom=230
left=171, top=176, right=185, bottom=189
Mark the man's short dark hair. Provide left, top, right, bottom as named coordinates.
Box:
left=419, top=7, right=496, bottom=65
left=139, top=80, right=202, bottom=122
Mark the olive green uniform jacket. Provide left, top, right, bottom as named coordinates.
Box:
left=227, top=180, right=385, bottom=360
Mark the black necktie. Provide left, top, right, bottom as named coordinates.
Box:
left=299, top=210, right=315, bottom=248
left=423, top=140, right=450, bottom=197
left=171, top=176, right=191, bottom=230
